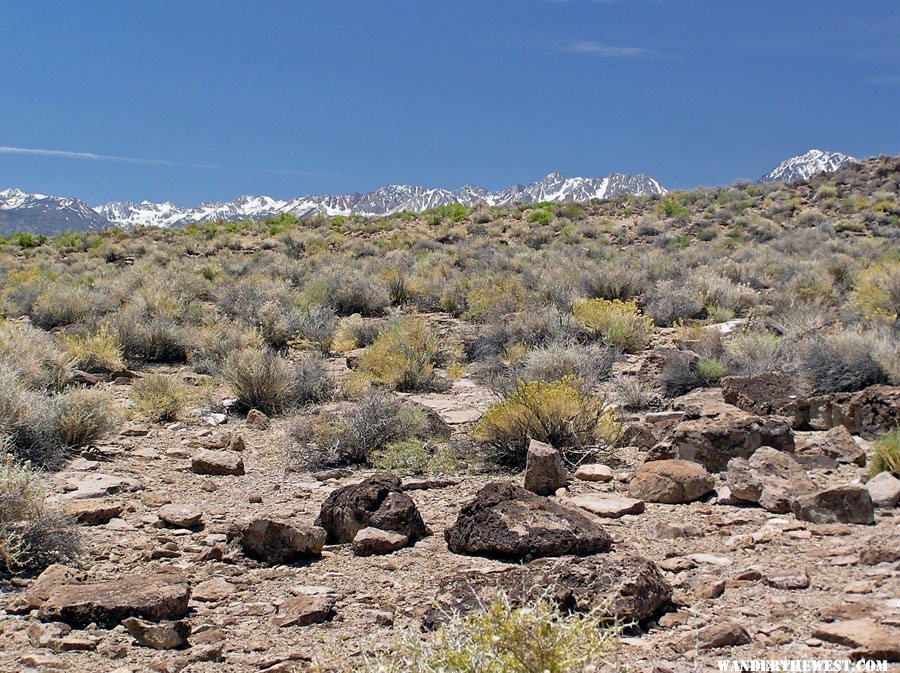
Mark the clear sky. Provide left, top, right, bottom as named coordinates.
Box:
left=2, top=1, right=898, bottom=205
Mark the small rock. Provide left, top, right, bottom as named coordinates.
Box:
left=313, top=468, right=352, bottom=481
left=574, top=463, right=613, bottom=482
left=351, top=527, right=409, bottom=556
left=272, top=594, right=338, bottom=627
left=192, top=577, right=236, bottom=602
left=157, top=504, right=203, bottom=529
left=246, top=409, right=271, bottom=430
left=866, top=471, right=900, bottom=508
left=676, top=619, right=751, bottom=651
left=523, top=439, right=568, bottom=496
left=191, top=450, right=244, bottom=476
left=812, top=619, right=900, bottom=661
left=63, top=499, right=124, bottom=525
left=764, top=570, right=810, bottom=590
left=205, top=413, right=227, bottom=426
left=226, top=433, right=246, bottom=452
left=792, top=486, right=875, bottom=525
left=696, top=580, right=726, bottom=599
left=653, top=522, right=702, bottom=539
left=61, top=473, right=143, bottom=500
left=628, top=459, right=715, bottom=504
left=568, top=494, right=645, bottom=518
left=123, top=617, right=190, bottom=650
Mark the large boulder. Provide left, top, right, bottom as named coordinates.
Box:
left=523, top=439, right=567, bottom=495
left=316, top=472, right=429, bottom=544
left=628, top=459, right=714, bottom=504
left=37, top=574, right=191, bottom=628
left=794, top=426, right=866, bottom=467
left=726, top=447, right=816, bottom=513
left=791, top=486, right=875, bottom=525
left=806, top=385, right=900, bottom=438
left=721, top=372, right=808, bottom=427
left=423, top=554, right=671, bottom=629
left=445, top=482, right=612, bottom=560
left=666, top=412, right=794, bottom=472
left=232, top=518, right=326, bottom=564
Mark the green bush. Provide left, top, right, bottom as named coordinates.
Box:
left=371, top=438, right=459, bottom=476
left=851, top=260, right=899, bottom=324
left=130, top=374, right=191, bottom=422
left=471, top=377, right=620, bottom=468
left=346, top=592, right=619, bottom=673
left=290, top=391, right=427, bottom=468
left=870, top=429, right=900, bottom=477
left=572, top=298, right=653, bottom=353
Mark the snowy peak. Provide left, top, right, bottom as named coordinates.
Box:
left=0, top=168, right=667, bottom=233
left=759, top=149, right=858, bottom=184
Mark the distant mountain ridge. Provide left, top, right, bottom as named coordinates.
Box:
left=0, top=150, right=865, bottom=234
left=758, top=149, right=857, bottom=184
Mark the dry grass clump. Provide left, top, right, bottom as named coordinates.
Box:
left=0, top=447, right=80, bottom=575
left=472, top=377, right=620, bottom=468
left=799, top=327, right=887, bottom=395
left=63, top=325, right=126, bottom=373
left=851, top=260, right=899, bottom=324
left=47, top=388, right=119, bottom=451
left=0, top=320, right=71, bottom=390
left=130, top=374, right=192, bottom=422
left=223, top=348, right=332, bottom=414
left=359, top=316, right=462, bottom=392
left=290, top=391, right=427, bottom=469
left=340, top=592, right=619, bottom=673
left=869, top=429, right=900, bottom=477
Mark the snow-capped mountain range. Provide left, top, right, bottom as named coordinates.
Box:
left=1, top=171, right=664, bottom=234
left=758, top=149, right=857, bottom=184
left=0, top=150, right=862, bottom=234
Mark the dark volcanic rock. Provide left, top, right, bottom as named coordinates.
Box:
left=792, top=486, right=875, bottom=525
left=316, top=472, right=429, bottom=544
left=423, top=554, right=671, bottom=629
left=445, top=482, right=612, bottom=560
left=721, top=372, right=808, bottom=427
left=232, top=518, right=326, bottom=564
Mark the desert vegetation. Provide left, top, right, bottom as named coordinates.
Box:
left=0, top=157, right=897, bottom=671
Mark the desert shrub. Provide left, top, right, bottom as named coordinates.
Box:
left=289, top=305, right=339, bottom=352
left=48, top=388, right=118, bottom=451
left=30, top=286, right=97, bottom=329
left=0, top=450, right=80, bottom=575
left=0, top=320, right=71, bottom=390
left=610, top=375, right=654, bottom=410
left=370, top=438, right=459, bottom=476
left=471, top=308, right=582, bottom=360
left=462, top=278, right=528, bottom=323
left=581, top=262, right=646, bottom=301
left=800, top=329, right=886, bottom=395
left=869, top=429, right=900, bottom=477
left=0, top=368, right=57, bottom=466
left=63, top=325, right=125, bottom=373
left=113, top=308, right=190, bottom=363
left=331, top=315, right=383, bottom=352
left=645, top=282, right=705, bottom=327
left=348, top=592, right=619, bottom=673
left=851, top=260, right=899, bottom=324
left=572, top=298, right=652, bottom=353
left=698, top=358, right=727, bottom=382
left=130, top=374, right=191, bottom=422
left=487, top=343, right=622, bottom=395
left=305, top=267, right=390, bottom=316
left=359, top=317, right=461, bottom=392
left=290, top=391, right=427, bottom=468
left=189, top=323, right=264, bottom=375
left=472, top=377, right=620, bottom=468
left=658, top=351, right=704, bottom=397
left=725, top=330, right=790, bottom=375
left=223, top=348, right=331, bottom=414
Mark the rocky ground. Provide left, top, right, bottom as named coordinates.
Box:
left=1, top=336, right=899, bottom=673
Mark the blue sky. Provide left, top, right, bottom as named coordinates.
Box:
left=1, top=0, right=898, bottom=204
